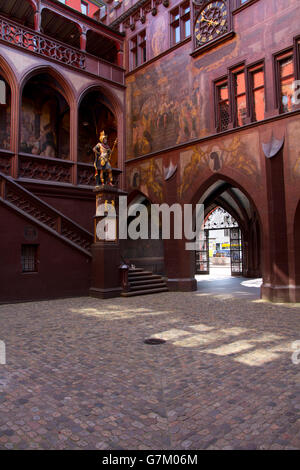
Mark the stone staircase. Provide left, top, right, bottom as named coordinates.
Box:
left=121, top=267, right=168, bottom=297
left=0, top=171, right=93, bottom=257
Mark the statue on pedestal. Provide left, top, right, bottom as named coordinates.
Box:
left=93, top=130, right=117, bottom=187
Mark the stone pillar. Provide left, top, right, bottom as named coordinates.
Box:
left=164, top=237, right=197, bottom=292
left=261, top=149, right=290, bottom=302
left=89, top=185, right=126, bottom=299
left=80, top=27, right=87, bottom=52
left=116, top=42, right=124, bottom=68
left=10, top=82, right=20, bottom=179
left=69, top=102, right=78, bottom=185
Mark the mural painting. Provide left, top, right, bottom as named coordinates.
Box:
left=178, top=132, right=261, bottom=199
left=126, top=42, right=204, bottom=159
left=287, top=119, right=300, bottom=181
left=21, top=77, right=70, bottom=159
left=127, top=158, right=164, bottom=202
left=0, top=76, right=11, bottom=150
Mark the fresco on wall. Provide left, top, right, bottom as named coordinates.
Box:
left=151, top=14, right=168, bottom=58
left=127, top=158, right=164, bottom=202
left=178, top=133, right=260, bottom=199
left=0, top=77, right=11, bottom=150
left=126, top=43, right=206, bottom=159
left=21, top=79, right=70, bottom=159
left=287, top=120, right=300, bottom=181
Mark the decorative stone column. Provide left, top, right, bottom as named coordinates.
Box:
left=89, top=184, right=127, bottom=299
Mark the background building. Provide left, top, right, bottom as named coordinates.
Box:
left=0, top=0, right=299, bottom=302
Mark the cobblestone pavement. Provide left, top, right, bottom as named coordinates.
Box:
left=0, top=292, right=299, bottom=450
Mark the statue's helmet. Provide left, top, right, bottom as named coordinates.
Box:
left=99, top=130, right=107, bottom=142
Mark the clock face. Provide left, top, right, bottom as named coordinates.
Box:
left=195, top=1, right=228, bottom=47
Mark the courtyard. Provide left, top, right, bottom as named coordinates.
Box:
left=0, top=287, right=299, bottom=450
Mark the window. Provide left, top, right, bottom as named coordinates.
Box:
left=21, top=245, right=38, bottom=273
left=216, top=79, right=230, bottom=131
left=276, top=52, right=296, bottom=113
left=249, top=65, right=265, bottom=121
left=81, top=1, right=88, bottom=15
left=215, top=61, right=266, bottom=131
left=170, top=2, right=191, bottom=46
left=233, top=68, right=247, bottom=126
left=130, top=31, right=147, bottom=70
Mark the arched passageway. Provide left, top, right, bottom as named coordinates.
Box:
left=196, top=207, right=242, bottom=277
left=194, top=178, right=262, bottom=280
left=121, top=192, right=165, bottom=275
left=21, top=73, right=70, bottom=159
left=293, top=201, right=300, bottom=302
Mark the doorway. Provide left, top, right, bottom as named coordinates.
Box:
left=196, top=207, right=243, bottom=277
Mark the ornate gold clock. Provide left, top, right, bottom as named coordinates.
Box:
left=195, top=1, right=228, bottom=48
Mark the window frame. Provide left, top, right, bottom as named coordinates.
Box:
left=274, top=49, right=296, bottom=114
left=231, top=65, right=248, bottom=128
left=215, top=77, right=230, bottom=132
left=81, top=1, right=89, bottom=16
left=170, top=1, right=191, bottom=47
left=21, top=244, right=39, bottom=274
left=215, top=59, right=266, bottom=132
left=247, top=61, right=265, bottom=123
left=129, top=30, right=147, bottom=71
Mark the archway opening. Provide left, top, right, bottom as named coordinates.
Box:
left=294, top=201, right=300, bottom=290
left=0, top=72, right=11, bottom=151
left=21, top=73, right=70, bottom=159
left=78, top=91, right=117, bottom=166
left=193, top=178, right=262, bottom=296
left=196, top=207, right=242, bottom=278
left=120, top=193, right=165, bottom=275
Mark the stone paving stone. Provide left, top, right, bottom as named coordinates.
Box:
left=0, top=293, right=299, bottom=449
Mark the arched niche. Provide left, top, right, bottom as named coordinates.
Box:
left=21, top=73, right=70, bottom=159
left=0, top=73, right=11, bottom=150
left=78, top=90, right=117, bottom=166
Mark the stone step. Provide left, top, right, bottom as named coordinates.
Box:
left=121, top=287, right=169, bottom=297
left=128, top=270, right=154, bottom=277
left=130, top=278, right=166, bottom=287
left=128, top=282, right=167, bottom=291
left=128, top=274, right=162, bottom=282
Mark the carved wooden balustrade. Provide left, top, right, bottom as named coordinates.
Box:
left=77, top=162, right=122, bottom=187
left=0, top=150, right=13, bottom=176
left=0, top=15, right=124, bottom=84
left=0, top=17, right=85, bottom=69
left=18, top=153, right=73, bottom=184
left=0, top=172, right=93, bottom=256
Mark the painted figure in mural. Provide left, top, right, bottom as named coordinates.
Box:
left=93, top=130, right=117, bottom=186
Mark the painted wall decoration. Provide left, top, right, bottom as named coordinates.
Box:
left=126, top=42, right=206, bottom=160
left=287, top=119, right=300, bottom=181
left=127, top=158, right=164, bottom=202
left=150, top=14, right=169, bottom=58
left=21, top=76, right=70, bottom=159
left=178, top=132, right=261, bottom=199
left=0, top=76, right=11, bottom=150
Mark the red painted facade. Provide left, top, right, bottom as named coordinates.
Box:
left=0, top=0, right=299, bottom=303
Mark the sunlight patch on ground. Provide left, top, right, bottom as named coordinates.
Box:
left=150, top=323, right=291, bottom=367
left=206, top=340, right=255, bottom=356
left=241, top=279, right=263, bottom=288
left=151, top=329, right=191, bottom=341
